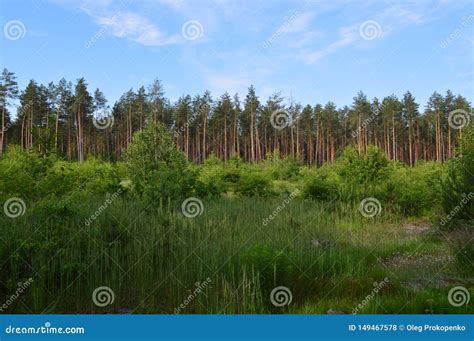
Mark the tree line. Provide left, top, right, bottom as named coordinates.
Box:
left=0, top=68, right=471, bottom=165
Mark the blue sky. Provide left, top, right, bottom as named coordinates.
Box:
left=1, top=0, right=473, bottom=109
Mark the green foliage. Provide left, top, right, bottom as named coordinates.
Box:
left=0, top=145, right=57, bottom=199
left=448, top=229, right=474, bottom=271
left=38, top=158, right=121, bottom=196
left=197, top=154, right=233, bottom=196
left=442, top=122, right=474, bottom=228
left=262, top=151, right=301, bottom=180
left=241, top=244, right=294, bottom=291
left=389, top=162, right=445, bottom=216
left=126, top=123, right=195, bottom=202
left=302, top=176, right=334, bottom=201
left=234, top=170, right=272, bottom=197
left=339, top=145, right=389, bottom=184
left=0, top=145, right=122, bottom=202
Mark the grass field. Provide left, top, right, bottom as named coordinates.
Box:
left=2, top=195, right=472, bottom=314
left=1, top=124, right=473, bottom=314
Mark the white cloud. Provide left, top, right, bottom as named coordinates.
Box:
left=95, top=12, right=179, bottom=46
left=288, top=30, right=325, bottom=49
left=295, top=1, right=442, bottom=64
left=299, top=26, right=358, bottom=64
left=281, top=11, right=316, bottom=33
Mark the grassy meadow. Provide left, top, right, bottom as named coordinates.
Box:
left=0, top=123, right=473, bottom=314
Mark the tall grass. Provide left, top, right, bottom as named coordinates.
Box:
left=1, top=195, right=471, bottom=314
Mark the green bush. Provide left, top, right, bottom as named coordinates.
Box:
left=0, top=145, right=53, bottom=199
left=442, top=122, right=474, bottom=228
left=234, top=170, right=272, bottom=197
left=262, top=152, right=301, bottom=180
left=197, top=154, right=234, bottom=197
left=389, top=162, right=445, bottom=216
left=338, top=145, right=389, bottom=184
left=126, top=123, right=195, bottom=202
left=38, top=159, right=121, bottom=197
left=302, top=176, right=334, bottom=201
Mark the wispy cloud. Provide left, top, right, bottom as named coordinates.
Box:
left=77, top=0, right=183, bottom=47
left=295, top=1, right=442, bottom=64
left=281, top=11, right=316, bottom=33
left=94, top=11, right=180, bottom=46
left=299, top=26, right=358, bottom=64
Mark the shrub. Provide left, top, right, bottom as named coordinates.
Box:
left=126, top=123, right=195, bottom=202
left=338, top=145, right=389, bottom=184
left=262, top=152, right=301, bottom=180
left=389, top=162, right=445, bottom=216
left=0, top=145, right=54, bottom=199
left=197, top=154, right=233, bottom=196
left=302, top=176, right=334, bottom=201
left=38, top=158, right=121, bottom=197
left=234, top=170, right=272, bottom=197
left=441, top=122, right=474, bottom=228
